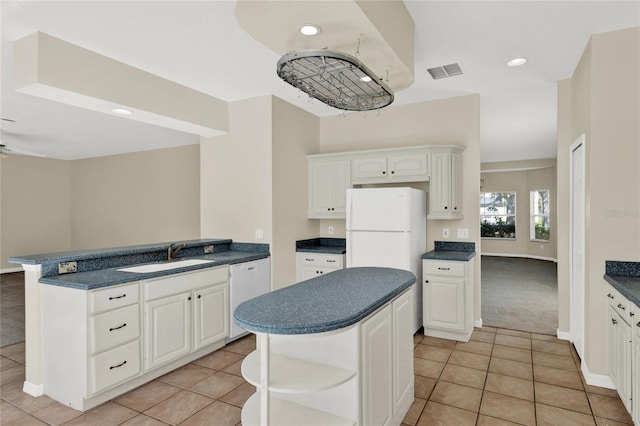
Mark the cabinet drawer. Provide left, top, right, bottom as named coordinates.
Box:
left=89, top=340, right=140, bottom=395
left=145, top=266, right=228, bottom=301
left=423, top=261, right=465, bottom=277
left=607, top=287, right=631, bottom=322
left=90, top=304, right=140, bottom=354
left=297, top=253, right=344, bottom=268
left=90, top=283, right=139, bottom=314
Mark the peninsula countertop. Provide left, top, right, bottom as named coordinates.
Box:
left=9, top=239, right=269, bottom=290
left=604, top=260, right=640, bottom=308
left=234, top=267, right=415, bottom=335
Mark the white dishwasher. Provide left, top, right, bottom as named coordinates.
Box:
left=228, top=257, right=271, bottom=341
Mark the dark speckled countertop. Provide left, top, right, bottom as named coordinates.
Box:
left=9, top=239, right=269, bottom=290
left=604, top=261, right=640, bottom=308
left=234, top=267, right=415, bottom=335
left=296, top=238, right=346, bottom=255
left=421, top=241, right=476, bottom=262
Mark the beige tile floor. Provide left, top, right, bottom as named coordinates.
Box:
left=0, top=327, right=634, bottom=425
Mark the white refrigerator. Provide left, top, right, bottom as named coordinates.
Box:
left=346, top=187, right=426, bottom=332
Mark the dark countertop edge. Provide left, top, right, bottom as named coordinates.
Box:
left=40, top=252, right=270, bottom=290
left=421, top=250, right=476, bottom=261
left=8, top=239, right=234, bottom=265
left=235, top=280, right=413, bottom=335
left=604, top=274, right=640, bottom=308
left=295, top=238, right=346, bottom=255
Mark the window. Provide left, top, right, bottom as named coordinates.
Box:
left=480, top=192, right=516, bottom=238
left=531, top=189, right=550, bottom=241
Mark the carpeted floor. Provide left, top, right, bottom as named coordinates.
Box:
left=0, top=272, right=25, bottom=347
left=481, top=256, right=558, bottom=335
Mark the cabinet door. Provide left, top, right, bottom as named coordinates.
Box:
left=361, top=305, right=393, bottom=426
left=392, top=289, right=414, bottom=421
left=450, top=150, right=462, bottom=215
left=194, top=284, right=229, bottom=350
left=429, top=151, right=451, bottom=216
left=308, top=159, right=351, bottom=218
left=145, top=292, right=191, bottom=370
left=423, top=276, right=465, bottom=331
left=608, top=306, right=632, bottom=411
left=352, top=157, right=388, bottom=182
left=633, top=317, right=640, bottom=425
left=388, top=153, right=429, bottom=180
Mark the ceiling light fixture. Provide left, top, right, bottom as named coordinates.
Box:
left=506, top=58, right=528, bottom=67
left=112, top=108, right=133, bottom=115
left=300, top=24, right=321, bottom=36
left=277, top=49, right=394, bottom=111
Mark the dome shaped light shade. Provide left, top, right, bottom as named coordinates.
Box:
left=277, top=49, right=394, bottom=111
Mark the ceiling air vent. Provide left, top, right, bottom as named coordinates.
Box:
left=427, top=63, right=463, bottom=80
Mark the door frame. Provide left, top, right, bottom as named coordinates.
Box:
left=569, top=134, right=586, bottom=360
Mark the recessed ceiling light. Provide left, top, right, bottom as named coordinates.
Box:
left=507, top=58, right=528, bottom=67
left=112, top=108, right=132, bottom=115
left=360, top=76, right=372, bottom=82
left=300, top=24, right=321, bottom=36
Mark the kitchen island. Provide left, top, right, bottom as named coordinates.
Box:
left=8, top=239, right=269, bottom=409
left=234, top=267, right=416, bottom=426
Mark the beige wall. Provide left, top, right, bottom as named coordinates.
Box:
left=480, top=159, right=557, bottom=260
left=271, top=97, right=320, bottom=288
left=318, top=94, right=483, bottom=323
left=0, top=155, right=71, bottom=270
left=70, top=145, right=200, bottom=249
left=1, top=145, right=200, bottom=269
left=557, top=27, right=640, bottom=378
left=200, top=96, right=273, bottom=243
left=200, top=96, right=321, bottom=290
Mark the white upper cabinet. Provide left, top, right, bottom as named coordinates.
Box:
left=428, top=148, right=463, bottom=219
left=351, top=151, right=429, bottom=184
left=308, top=159, right=351, bottom=219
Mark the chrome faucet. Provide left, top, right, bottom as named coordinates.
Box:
left=168, top=243, right=186, bottom=261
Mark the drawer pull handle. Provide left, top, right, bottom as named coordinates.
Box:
left=305, top=258, right=315, bottom=262
left=612, top=318, right=618, bottom=325
left=631, top=312, right=635, bottom=317
left=438, top=267, right=450, bottom=271
left=607, top=293, right=614, bottom=299
left=109, top=294, right=126, bottom=300
left=109, top=360, right=127, bottom=370
left=109, top=323, right=127, bottom=332
left=618, top=303, right=626, bottom=311
left=326, top=260, right=336, bottom=263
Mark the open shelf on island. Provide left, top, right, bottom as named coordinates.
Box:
left=241, top=350, right=356, bottom=394
left=241, top=393, right=356, bottom=426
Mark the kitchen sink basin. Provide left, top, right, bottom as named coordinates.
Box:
left=118, top=259, right=214, bottom=273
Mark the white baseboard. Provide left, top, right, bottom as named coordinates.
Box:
left=474, top=319, right=483, bottom=328
left=1, top=266, right=24, bottom=274
left=481, top=252, right=558, bottom=263
left=556, top=328, right=572, bottom=341
left=23, top=381, right=44, bottom=397
left=581, top=361, right=616, bottom=389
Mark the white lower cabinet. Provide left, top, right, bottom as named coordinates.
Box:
left=633, top=307, right=640, bottom=425
left=241, top=287, right=414, bottom=426
left=42, top=265, right=229, bottom=411
left=296, top=252, right=345, bottom=282
left=606, top=284, right=635, bottom=418
left=423, top=258, right=474, bottom=342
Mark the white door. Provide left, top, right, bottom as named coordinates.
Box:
left=570, top=135, right=586, bottom=360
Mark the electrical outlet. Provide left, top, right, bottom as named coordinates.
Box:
left=457, top=228, right=469, bottom=239
left=328, top=226, right=334, bottom=235
left=255, top=229, right=264, bottom=239
left=442, top=228, right=449, bottom=238
left=58, top=261, right=77, bottom=274
left=203, top=245, right=214, bottom=254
